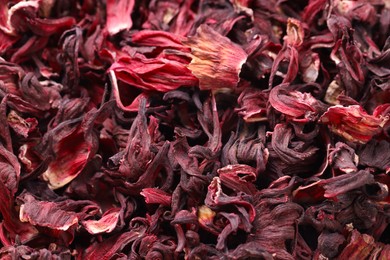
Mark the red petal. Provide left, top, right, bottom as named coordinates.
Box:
left=320, top=105, right=388, bottom=143
left=141, top=188, right=172, bottom=206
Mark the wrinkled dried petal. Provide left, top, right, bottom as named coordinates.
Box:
left=42, top=102, right=113, bottom=189
left=269, top=85, right=322, bottom=121
left=0, top=0, right=388, bottom=257
left=320, top=105, right=388, bottom=143
left=358, top=140, right=390, bottom=173
left=338, top=230, right=377, bottom=259
left=217, top=164, right=258, bottom=195
left=236, top=88, right=268, bottom=122
left=323, top=170, right=375, bottom=198
left=19, top=194, right=78, bottom=231
left=110, top=53, right=198, bottom=92
left=329, top=142, right=358, bottom=175
left=184, top=25, right=248, bottom=91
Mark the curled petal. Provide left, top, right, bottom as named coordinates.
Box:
left=82, top=208, right=121, bottom=235
left=329, top=142, right=358, bottom=175
left=269, top=85, right=321, bottom=121
left=110, top=53, right=197, bottom=92
left=42, top=102, right=113, bottom=189
left=217, top=164, right=257, bottom=195
left=285, top=18, right=305, bottom=47
left=320, top=105, right=388, bottom=144
left=236, top=88, right=268, bottom=122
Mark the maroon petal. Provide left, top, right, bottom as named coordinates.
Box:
left=217, top=164, right=258, bottom=195
left=42, top=102, right=113, bottom=189
left=84, top=228, right=146, bottom=259
left=338, top=230, right=377, bottom=259
left=7, top=110, right=38, bottom=138
left=322, top=170, right=375, bottom=199
left=269, top=85, right=321, bottom=121
left=358, top=140, right=390, bottom=173
left=329, top=142, right=358, bottom=175
left=131, top=30, right=189, bottom=52
left=236, top=87, right=269, bottom=122
left=19, top=193, right=78, bottom=231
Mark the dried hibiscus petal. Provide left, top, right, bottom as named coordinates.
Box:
left=329, top=142, right=358, bottom=175
left=320, top=105, right=389, bottom=143
left=338, top=229, right=379, bottom=259
left=141, top=188, right=172, bottom=206
left=109, top=52, right=198, bottom=92
left=236, top=87, right=268, bottom=122
left=269, top=84, right=323, bottom=122
left=217, top=164, right=258, bottom=195
left=184, top=25, right=248, bottom=91
left=358, top=140, right=390, bottom=173
left=41, top=102, right=113, bottom=189
left=106, top=0, right=135, bottom=36
left=82, top=208, right=121, bottom=235
left=18, top=193, right=78, bottom=232
left=269, top=18, right=304, bottom=87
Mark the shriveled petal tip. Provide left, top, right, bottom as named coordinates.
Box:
left=320, top=105, right=388, bottom=143
left=338, top=230, right=377, bottom=259
left=184, top=25, right=248, bottom=91
left=286, top=18, right=305, bottom=47
left=7, top=110, right=38, bottom=138
left=198, top=205, right=216, bottom=226
left=300, top=51, right=320, bottom=83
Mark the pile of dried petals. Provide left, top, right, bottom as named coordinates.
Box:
left=0, top=0, right=389, bottom=259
